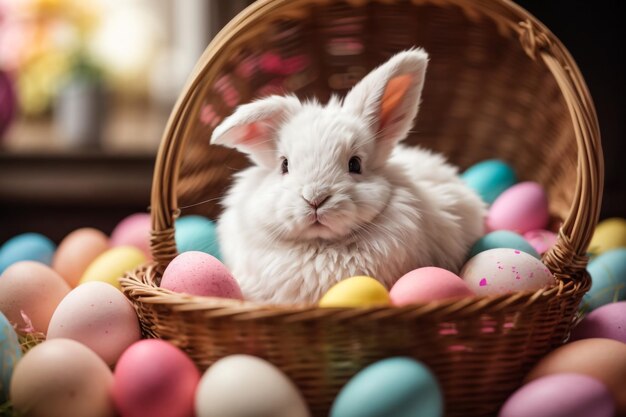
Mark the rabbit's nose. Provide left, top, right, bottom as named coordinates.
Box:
left=302, top=194, right=331, bottom=210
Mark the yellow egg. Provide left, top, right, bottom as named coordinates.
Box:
left=589, top=218, right=626, bottom=257
left=319, top=276, right=390, bottom=308
left=80, top=246, right=146, bottom=289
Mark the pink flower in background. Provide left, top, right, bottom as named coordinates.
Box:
left=235, top=55, right=259, bottom=78
left=0, top=0, right=29, bottom=71
left=259, top=51, right=310, bottom=76
left=200, top=103, right=221, bottom=128
left=214, top=75, right=239, bottom=107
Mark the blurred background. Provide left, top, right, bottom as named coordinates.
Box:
left=0, top=0, right=623, bottom=242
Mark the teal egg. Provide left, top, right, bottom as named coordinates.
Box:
left=0, top=233, right=56, bottom=274
left=1, top=312, right=22, bottom=402
left=468, top=230, right=540, bottom=260
left=330, top=357, right=443, bottom=417
left=461, top=159, right=517, bottom=204
left=175, top=216, right=222, bottom=260
left=583, top=248, right=626, bottom=310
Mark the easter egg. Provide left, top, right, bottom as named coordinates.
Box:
left=571, top=301, right=626, bottom=343
left=330, top=357, right=443, bottom=417
left=80, top=246, right=146, bottom=289
left=389, top=267, right=474, bottom=306
left=47, top=282, right=141, bottom=365
left=499, top=373, right=615, bottom=417
left=52, top=228, right=109, bottom=287
left=195, top=355, right=310, bottom=417
left=487, top=182, right=549, bottom=233
left=468, top=230, right=540, bottom=260
left=175, top=215, right=222, bottom=260
left=0, top=261, right=71, bottom=334
left=523, top=229, right=557, bottom=255
left=10, top=338, right=116, bottom=417
left=461, top=159, right=517, bottom=204
left=460, top=248, right=554, bottom=296
left=0, top=233, right=56, bottom=273
left=525, top=338, right=626, bottom=415
left=110, top=213, right=152, bottom=259
left=319, top=276, right=390, bottom=307
left=583, top=248, right=626, bottom=310
left=0, top=312, right=21, bottom=402
left=113, top=339, right=200, bottom=417
left=160, top=251, right=243, bottom=299
left=588, top=217, right=626, bottom=257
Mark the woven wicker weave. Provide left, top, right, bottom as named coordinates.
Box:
left=120, top=1, right=603, bottom=416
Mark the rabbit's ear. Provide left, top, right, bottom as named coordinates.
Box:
left=211, top=95, right=300, bottom=168
left=343, top=49, right=428, bottom=161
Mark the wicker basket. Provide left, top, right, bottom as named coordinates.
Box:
left=120, top=1, right=603, bottom=416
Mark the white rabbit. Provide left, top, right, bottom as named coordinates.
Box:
left=211, top=49, right=485, bottom=304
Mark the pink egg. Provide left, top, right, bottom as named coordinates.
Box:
left=113, top=340, right=200, bottom=417
left=460, top=248, right=554, bottom=296
left=390, top=267, right=474, bottom=306
left=487, top=182, right=549, bottom=234
left=571, top=302, right=626, bottom=343
left=110, top=213, right=152, bottom=260
left=499, top=373, right=615, bottom=417
left=524, top=229, right=557, bottom=255
left=160, top=251, right=243, bottom=300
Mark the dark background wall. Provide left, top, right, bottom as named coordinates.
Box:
left=517, top=0, right=625, bottom=219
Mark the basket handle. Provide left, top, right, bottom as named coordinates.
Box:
left=149, top=1, right=604, bottom=283
left=515, top=20, right=604, bottom=281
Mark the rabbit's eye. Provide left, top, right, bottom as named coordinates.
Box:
left=281, top=158, right=289, bottom=174
left=348, top=156, right=362, bottom=174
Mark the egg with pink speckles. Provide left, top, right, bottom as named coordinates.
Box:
left=160, top=251, right=243, bottom=300
left=460, top=248, right=555, bottom=296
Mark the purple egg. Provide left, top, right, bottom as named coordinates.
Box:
left=571, top=301, right=626, bottom=343
left=499, top=373, right=615, bottom=417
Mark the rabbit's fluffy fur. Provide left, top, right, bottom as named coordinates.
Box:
left=211, top=49, right=486, bottom=304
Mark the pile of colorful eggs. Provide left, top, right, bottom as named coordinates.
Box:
left=1, top=158, right=626, bottom=417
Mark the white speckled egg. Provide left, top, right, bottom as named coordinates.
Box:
left=47, top=282, right=141, bottom=365
left=460, top=248, right=555, bottom=296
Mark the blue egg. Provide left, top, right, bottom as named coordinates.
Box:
left=468, top=230, right=540, bottom=260
left=330, top=357, right=443, bottom=417
left=1, top=312, right=22, bottom=402
left=175, top=215, right=222, bottom=260
left=461, top=159, right=517, bottom=204
left=0, top=233, right=56, bottom=274
left=583, top=248, right=626, bottom=310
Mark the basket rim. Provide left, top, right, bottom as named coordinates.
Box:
left=148, top=0, right=603, bottom=286
left=120, top=263, right=591, bottom=319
